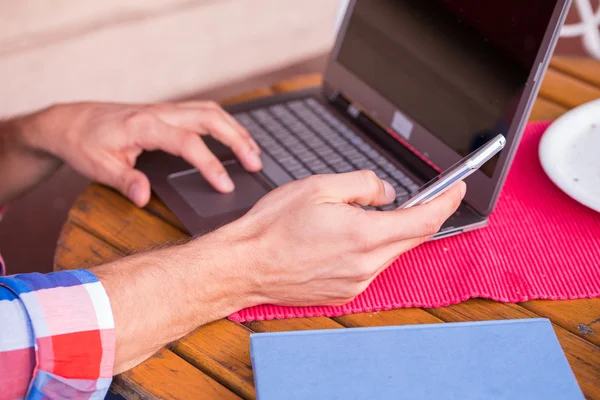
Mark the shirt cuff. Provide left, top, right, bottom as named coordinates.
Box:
left=0, top=206, right=5, bottom=276
left=0, top=269, right=115, bottom=398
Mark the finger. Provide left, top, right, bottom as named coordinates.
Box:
left=95, top=156, right=152, bottom=207
left=177, top=101, right=260, bottom=151
left=133, top=118, right=235, bottom=193
left=365, top=181, right=466, bottom=246
left=309, top=170, right=396, bottom=207
left=154, top=106, right=262, bottom=172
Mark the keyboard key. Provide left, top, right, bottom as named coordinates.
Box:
left=306, top=159, right=327, bottom=171
left=297, top=152, right=318, bottom=163
left=290, top=168, right=312, bottom=180
left=313, top=166, right=334, bottom=175
left=391, top=182, right=408, bottom=197
left=407, top=183, right=421, bottom=193
left=315, top=147, right=335, bottom=158
left=327, top=154, right=344, bottom=164
left=380, top=203, right=397, bottom=211
left=372, top=168, right=389, bottom=180
left=355, top=159, right=377, bottom=170
left=331, top=161, right=354, bottom=173
left=396, top=195, right=410, bottom=205
left=244, top=99, right=419, bottom=194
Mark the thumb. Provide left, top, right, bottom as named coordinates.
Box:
left=124, top=169, right=151, bottom=207
left=97, top=157, right=152, bottom=207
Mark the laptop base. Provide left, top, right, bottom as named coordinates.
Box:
left=138, top=88, right=487, bottom=238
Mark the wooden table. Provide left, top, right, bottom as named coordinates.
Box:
left=55, top=56, right=600, bottom=400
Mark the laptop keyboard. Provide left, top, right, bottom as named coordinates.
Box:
left=233, top=98, right=420, bottom=210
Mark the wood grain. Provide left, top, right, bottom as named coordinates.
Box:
left=334, top=308, right=443, bottom=328
left=246, top=316, right=343, bottom=333
left=539, top=67, right=600, bottom=108
left=271, top=74, right=322, bottom=92
left=171, top=321, right=256, bottom=400
left=112, top=348, right=240, bottom=400
left=54, top=57, right=600, bottom=399
left=221, top=88, right=275, bottom=106
left=550, top=56, right=600, bottom=88
left=143, top=194, right=186, bottom=233
left=68, top=184, right=187, bottom=253
left=519, top=299, right=600, bottom=347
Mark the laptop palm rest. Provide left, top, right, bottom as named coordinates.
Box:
left=168, top=161, right=269, bottom=218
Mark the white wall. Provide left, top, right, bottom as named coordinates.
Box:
left=0, top=0, right=344, bottom=117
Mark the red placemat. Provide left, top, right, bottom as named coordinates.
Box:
left=230, top=122, right=600, bottom=322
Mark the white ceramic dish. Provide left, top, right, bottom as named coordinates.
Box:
left=539, top=99, right=600, bottom=212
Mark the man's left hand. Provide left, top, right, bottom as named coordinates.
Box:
left=20, top=101, right=262, bottom=206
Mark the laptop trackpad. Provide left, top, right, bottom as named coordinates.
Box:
left=168, top=162, right=269, bottom=218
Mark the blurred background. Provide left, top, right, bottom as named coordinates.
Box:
left=0, top=0, right=598, bottom=274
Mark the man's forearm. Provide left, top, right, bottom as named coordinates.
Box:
left=0, top=112, right=62, bottom=204
left=92, top=226, right=259, bottom=374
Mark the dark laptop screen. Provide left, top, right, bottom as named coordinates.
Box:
left=336, top=0, right=558, bottom=177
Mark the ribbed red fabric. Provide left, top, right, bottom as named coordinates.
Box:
left=229, top=122, right=600, bottom=322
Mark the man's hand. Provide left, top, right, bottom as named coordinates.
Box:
left=215, top=171, right=467, bottom=307
left=5, top=101, right=261, bottom=206
left=96, top=170, right=465, bottom=374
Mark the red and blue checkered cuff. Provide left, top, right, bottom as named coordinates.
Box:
left=0, top=269, right=115, bottom=399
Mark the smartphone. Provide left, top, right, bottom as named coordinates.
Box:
left=398, top=134, right=506, bottom=209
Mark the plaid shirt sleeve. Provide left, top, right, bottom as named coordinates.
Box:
left=0, top=262, right=115, bottom=400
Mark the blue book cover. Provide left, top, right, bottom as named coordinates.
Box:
left=250, top=318, right=583, bottom=400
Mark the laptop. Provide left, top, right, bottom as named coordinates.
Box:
left=138, top=0, right=571, bottom=238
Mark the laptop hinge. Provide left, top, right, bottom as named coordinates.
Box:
left=327, top=90, right=359, bottom=120
left=347, top=103, right=361, bottom=119
left=327, top=91, right=437, bottom=184
left=329, top=91, right=374, bottom=126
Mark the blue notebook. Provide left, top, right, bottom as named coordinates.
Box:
left=250, top=318, right=583, bottom=400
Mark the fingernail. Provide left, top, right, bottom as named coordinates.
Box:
left=220, top=173, right=235, bottom=192
left=248, top=151, right=263, bottom=170
left=460, top=182, right=467, bottom=198
left=129, top=183, right=142, bottom=205
left=382, top=180, right=396, bottom=202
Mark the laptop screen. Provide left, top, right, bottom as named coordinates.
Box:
left=336, top=0, right=558, bottom=177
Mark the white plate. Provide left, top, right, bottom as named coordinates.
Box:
left=539, top=99, right=600, bottom=212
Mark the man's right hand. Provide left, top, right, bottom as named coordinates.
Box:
left=214, top=170, right=466, bottom=307
left=96, top=170, right=465, bottom=374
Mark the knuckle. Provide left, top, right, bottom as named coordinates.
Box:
left=423, top=217, right=443, bottom=236
left=340, top=285, right=360, bottom=300
left=201, top=108, right=222, bottom=124
left=359, top=169, right=382, bottom=193
left=359, top=169, right=378, bottom=184
left=355, top=261, right=375, bottom=282
left=305, top=175, right=328, bottom=192
left=202, top=157, right=225, bottom=174
left=204, top=100, right=220, bottom=110
left=332, top=297, right=356, bottom=306
left=344, top=282, right=369, bottom=298
left=232, top=134, right=254, bottom=151
left=125, top=110, right=157, bottom=133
